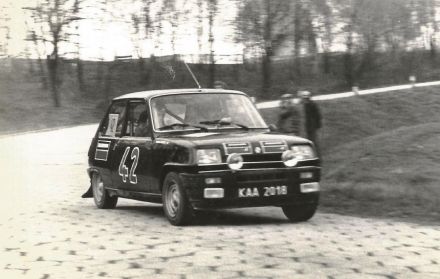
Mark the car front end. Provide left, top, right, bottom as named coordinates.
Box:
left=160, top=133, right=320, bottom=210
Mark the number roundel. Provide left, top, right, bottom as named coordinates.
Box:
left=118, top=147, right=140, bottom=184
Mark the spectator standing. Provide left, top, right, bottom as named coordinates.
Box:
left=277, top=94, right=302, bottom=135
left=298, top=90, right=322, bottom=156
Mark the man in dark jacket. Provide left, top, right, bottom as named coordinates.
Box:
left=277, top=94, right=301, bottom=135
left=298, top=90, right=322, bottom=156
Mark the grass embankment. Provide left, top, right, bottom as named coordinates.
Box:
left=321, top=123, right=440, bottom=220
left=0, top=75, right=103, bottom=135
left=261, top=86, right=440, bottom=222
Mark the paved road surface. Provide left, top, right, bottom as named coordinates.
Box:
left=1, top=125, right=439, bottom=279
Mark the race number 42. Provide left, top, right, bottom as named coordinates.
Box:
left=118, top=147, right=139, bottom=184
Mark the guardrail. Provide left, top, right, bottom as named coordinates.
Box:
left=256, top=80, right=440, bottom=109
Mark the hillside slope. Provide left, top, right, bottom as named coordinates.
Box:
left=323, top=122, right=440, bottom=202
left=320, top=123, right=440, bottom=221
left=260, top=86, right=440, bottom=150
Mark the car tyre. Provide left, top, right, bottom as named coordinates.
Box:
left=162, top=172, right=194, bottom=226
left=92, top=172, right=118, bottom=209
left=282, top=203, right=318, bottom=222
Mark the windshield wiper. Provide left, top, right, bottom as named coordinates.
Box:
left=199, top=119, right=249, bottom=130
left=158, top=123, right=208, bottom=132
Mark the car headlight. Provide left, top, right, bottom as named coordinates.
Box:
left=282, top=150, right=298, bottom=167
left=226, top=153, right=244, bottom=170
left=290, top=145, right=316, bottom=160
left=196, top=149, right=221, bottom=165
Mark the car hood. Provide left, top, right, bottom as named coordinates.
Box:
left=155, top=130, right=311, bottom=149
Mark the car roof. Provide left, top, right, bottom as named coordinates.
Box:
left=113, top=88, right=247, bottom=100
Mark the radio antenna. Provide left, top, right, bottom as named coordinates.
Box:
left=184, top=61, right=202, bottom=89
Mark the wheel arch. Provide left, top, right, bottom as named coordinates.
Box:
left=159, top=164, right=191, bottom=192
left=87, top=167, right=100, bottom=179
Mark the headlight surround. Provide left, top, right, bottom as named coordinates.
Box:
left=196, top=149, right=222, bottom=165
left=290, top=145, right=316, bottom=160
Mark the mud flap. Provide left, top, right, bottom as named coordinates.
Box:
left=82, top=185, right=93, bottom=198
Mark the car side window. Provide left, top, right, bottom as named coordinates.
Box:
left=99, top=101, right=127, bottom=137
left=127, top=102, right=151, bottom=137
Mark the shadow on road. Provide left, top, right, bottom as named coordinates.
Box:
left=192, top=210, right=289, bottom=226
left=114, top=205, right=290, bottom=226
left=116, top=205, right=164, bottom=217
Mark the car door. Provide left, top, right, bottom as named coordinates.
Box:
left=92, top=100, right=127, bottom=189
left=111, top=100, right=154, bottom=193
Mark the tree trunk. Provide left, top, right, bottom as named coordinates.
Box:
left=261, top=1, right=272, bottom=97
left=47, top=55, right=60, bottom=107
left=104, top=61, right=114, bottom=103
left=343, top=51, right=354, bottom=88
left=208, top=3, right=216, bottom=88
left=322, top=51, right=331, bottom=74
left=262, top=51, right=271, bottom=97
left=138, top=57, right=148, bottom=85
left=76, top=58, right=85, bottom=92
left=293, top=1, right=302, bottom=83
left=31, top=36, right=48, bottom=89
left=95, top=59, right=104, bottom=90
left=35, top=57, right=48, bottom=89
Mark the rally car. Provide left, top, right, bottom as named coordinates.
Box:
left=82, top=88, right=320, bottom=225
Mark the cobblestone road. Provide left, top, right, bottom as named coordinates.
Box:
left=1, top=125, right=439, bottom=279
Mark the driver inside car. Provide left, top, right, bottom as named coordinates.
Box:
left=135, top=111, right=150, bottom=137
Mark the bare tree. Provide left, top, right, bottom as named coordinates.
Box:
left=196, top=0, right=205, bottom=54
left=24, top=0, right=83, bottom=107
left=208, top=0, right=218, bottom=88
left=335, top=0, right=415, bottom=86
left=0, top=3, right=11, bottom=57
left=131, top=8, right=148, bottom=84
left=69, top=0, right=85, bottom=92
left=236, top=0, right=290, bottom=96
left=24, top=27, right=48, bottom=88
left=307, top=0, right=334, bottom=74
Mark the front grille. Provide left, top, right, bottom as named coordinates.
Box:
left=224, top=142, right=252, bottom=155
left=260, top=141, right=288, bottom=153
left=242, top=153, right=282, bottom=162
left=241, top=153, right=284, bottom=169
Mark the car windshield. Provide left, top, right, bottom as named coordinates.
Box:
left=150, top=93, right=268, bottom=131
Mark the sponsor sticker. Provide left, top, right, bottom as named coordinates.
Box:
left=95, top=140, right=111, bottom=161
left=105, top=114, right=119, bottom=137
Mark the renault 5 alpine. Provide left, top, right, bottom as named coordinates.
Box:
left=82, top=88, right=320, bottom=226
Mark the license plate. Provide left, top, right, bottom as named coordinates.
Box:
left=238, top=186, right=287, bottom=198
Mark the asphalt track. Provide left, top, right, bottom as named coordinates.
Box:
left=0, top=125, right=439, bottom=278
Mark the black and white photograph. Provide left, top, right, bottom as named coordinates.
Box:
left=0, top=0, right=439, bottom=278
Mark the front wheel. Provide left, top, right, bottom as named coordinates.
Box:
left=162, top=172, right=194, bottom=226
left=92, top=172, right=118, bottom=209
left=282, top=203, right=318, bottom=222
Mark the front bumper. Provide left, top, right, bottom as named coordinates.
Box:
left=180, top=166, right=320, bottom=210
